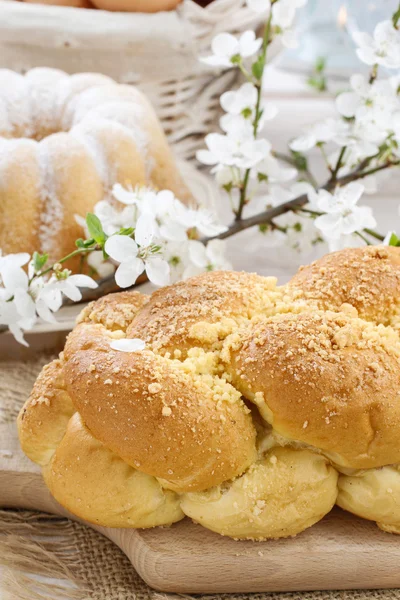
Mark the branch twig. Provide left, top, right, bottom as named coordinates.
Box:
left=202, top=159, right=398, bottom=244
left=236, top=11, right=272, bottom=221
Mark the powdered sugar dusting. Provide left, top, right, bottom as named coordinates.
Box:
left=25, top=68, right=68, bottom=140
left=37, top=140, right=64, bottom=255
left=0, top=70, right=32, bottom=137
left=71, top=122, right=111, bottom=191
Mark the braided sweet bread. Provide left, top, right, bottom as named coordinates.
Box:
left=18, top=246, right=400, bottom=539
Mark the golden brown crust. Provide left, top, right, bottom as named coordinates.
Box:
left=223, top=310, right=400, bottom=469
left=288, top=246, right=400, bottom=325
left=18, top=247, right=400, bottom=539
left=77, top=291, right=149, bottom=332
left=17, top=359, right=75, bottom=466
left=43, top=413, right=184, bottom=528
left=127, top=270, right=283, bottom=356
left=62, top=322, right=257, bottom=492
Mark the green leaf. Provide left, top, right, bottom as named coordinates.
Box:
left=307, top=76, right=327, bottom=92
left=32, top=251, right=49, bottom=273
left=118, top=227, right=135, bottom=236
left=257, top=172, right=268, bottom=183
left=290, top=150, right=308, bottom=172
left=76, top=237, right=96, bottom=249
left=315, top=56, right=326, bottom=73
left=387, top=232, right=400, bottom=247
left=307, top=56, right=327, bottom=93
left=392, top=5, right=400, bottom=28
left=86, top=214, right=106, bottom=246
left=252, top=56, right=265, bottom=81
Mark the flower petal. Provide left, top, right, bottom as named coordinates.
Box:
left=239, top=31, right=263, bottom=57
left=110, top=338, right=146, bottom=352
left=115, top=259, right=144, bottom=289
left=145, top=257, right=170, bottom=287
left=68, top=274, right=98, bottom=289
left=188, top=240, right=208, bottom=268
left=14, top=290, right=36, bottom=320
left=338, top=182, right=365, bottom=207
left=212, top=32, right=238, bottom=58
left=0, top=253, right=30, bottom=271
left=336, top=92, right=360, bottom=118
left=289, top=134, right=316, bottom=152
left=105, top=235, right=138, bottom=263
left=205, top=239, right=228, bottom=265
left=159, top=221, right=188, bottom=242
left=356, top=47, right=378, bottom=66
left=60, top=281, right=82, bottom=303
left=9, top=323, right=29, bottom=347
left=1, top=266, right=29, bottom=293
left=315, top=213, right=342, bottom=235
left=35, top=299, right=57, bottom=323
left=196, top=149, right=218, bottom=166
left=112, top=183, right=138, bottom=205
left=135, top=213, right=159, bottom=247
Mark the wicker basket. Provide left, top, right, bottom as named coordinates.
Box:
left=0, top=0, right=265, bottom=159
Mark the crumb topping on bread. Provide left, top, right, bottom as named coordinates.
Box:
left=17, top=246, right=400, bottom=539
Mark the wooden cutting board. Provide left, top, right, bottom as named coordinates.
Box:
left=1, top=420, right=400, bottom=594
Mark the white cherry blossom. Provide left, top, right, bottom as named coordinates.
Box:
left=112, top=183, right=146, bottom=206
left=105, top=233, right=170, bottom=288
left=290, top=118, right=350, bottom=152
left=336, top=75, right=399, bottom=132
left=0, top=253, right=97, bottom=344
left=0, top=297, right=35, bottom=346
left=177, top=208, right=227, bottom=237
left=184, top=240, right=231, bottom=278
left=314, top=183, right=376, bottom=248
left=272, top=0, right=307, bottom=30
left=87, top=251, right=116, bottom=279
left=0, top=253, right=30, bottom=295
left=38, top=274, right=98, bottom=306
left=220, top=83, right=277, bottom=132
left=200, top=31, right=262, bottom=68
left=256, top=151, right=297, bottom=183
left=353, top=20, right=400, bottom=69
left=197, top=126, right=270, bottom=170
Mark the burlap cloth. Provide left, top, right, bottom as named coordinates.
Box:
left=0, top=356, right=398, bottom=600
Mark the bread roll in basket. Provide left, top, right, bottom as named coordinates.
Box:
left=18, top=246, right=400, bottom=540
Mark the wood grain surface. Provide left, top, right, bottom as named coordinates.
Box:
left=1, top=422, right=400, bottom=593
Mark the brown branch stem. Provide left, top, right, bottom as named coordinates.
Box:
left=202, top=159, right=398, bottom=244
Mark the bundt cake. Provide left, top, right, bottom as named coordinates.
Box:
left=20, top=0, right=182, bottom=9
left=90, top=0, right=182, bottom=11
left=17, top=246, right=400, bottom=539
left=22, top=0, right=93, bottom=7
left=0, top=67, right=190, bottom=266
